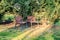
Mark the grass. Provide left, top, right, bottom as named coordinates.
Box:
left=23, top=26, right=60, bottom=40
left=0, top=22, right=60, bottom=40
left=0, top=28, right=22, bottom=40
left=0, top=27, right=60, bottom=40
left=23, top=30, right=54, bottom=40
left=55, top=20, right=60, bottom=26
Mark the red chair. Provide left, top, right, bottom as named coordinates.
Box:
left=27, top=16, right=36, bottom=27
left=15, top=15, right=25, bottom=27
left=27, top=16, right=36, bottom=23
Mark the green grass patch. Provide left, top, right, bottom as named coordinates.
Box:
left=23, top=28, right=60, bottom=40
left=55, top=20, right=60, bottom=26
left=0, top=29, right=22, bottom=40
left=53, top=27, right=60, bottom=40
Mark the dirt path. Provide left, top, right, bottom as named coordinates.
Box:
left=11, top=23, right=52, bottom=40
left=11, top=25, right=41, bottom=40
left=0, top=22, right=15, bottom=32
left=0, top=21, right=53, bottom=40
left=26, top=24, right=52, bottom=38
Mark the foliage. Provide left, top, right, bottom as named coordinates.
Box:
left=2, top=12, right=15, bottom=21
left=0, top=29, right=21, bottom=40
left=54, top=19, right=60, bottom=26
left=0, top=0, right=60, bottom=23
left=32, top=0, right=60, bottom=23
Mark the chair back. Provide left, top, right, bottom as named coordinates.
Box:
left=15, top=15, right=23, bottom=24
left=27, top=16, right=36, bottom=22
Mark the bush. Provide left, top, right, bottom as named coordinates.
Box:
left=2, top=12, right=15, bottom=22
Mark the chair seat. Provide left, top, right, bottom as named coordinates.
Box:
left=20, top=21, right=26, bottom=24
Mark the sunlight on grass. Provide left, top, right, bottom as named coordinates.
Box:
left=0, top=29, right=21, bottom=40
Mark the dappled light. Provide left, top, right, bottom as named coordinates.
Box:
left=0, top=0, right=60, bottom=40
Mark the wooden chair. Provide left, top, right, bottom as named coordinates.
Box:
left=27, top=16, right=36, bottom=27
left=27, top=16, right=36, bottom=23
left=15, top=15, right=26, bottom=28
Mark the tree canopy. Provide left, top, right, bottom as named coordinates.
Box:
left=0, top=0, right=60, bottom=24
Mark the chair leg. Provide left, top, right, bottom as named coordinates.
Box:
left=15, top=23, right=17, bottom=28
left=26, top=22, right=27, bottom=28
left=31, top=22, right=32, bottom=28
left=15, top=24, right=16, bottom=28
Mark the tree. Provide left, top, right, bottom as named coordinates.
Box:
left=0, top=0, right=60, bottom=24
left=32, top=0, right=60, bottom=24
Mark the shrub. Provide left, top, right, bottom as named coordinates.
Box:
left=2, top=12, right=15, bottom=22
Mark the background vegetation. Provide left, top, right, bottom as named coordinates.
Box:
left=0, top=0, right=60, bottom=40
left=0, top=0, right=60, bottom=22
